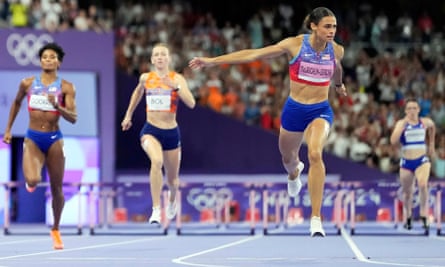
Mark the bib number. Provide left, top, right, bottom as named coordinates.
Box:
left=146, top=95, right=171, bottom=111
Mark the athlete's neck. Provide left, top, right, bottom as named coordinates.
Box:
left=40, top=71, right=57, bottom=86
left=154, top=69, right=169, bottom=77
left=309, top=35, right=327, bottom=53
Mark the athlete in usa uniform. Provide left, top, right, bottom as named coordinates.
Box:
left=189, top=7, right=347, bottom=236
left=2, top=42, right=77, bottom=249
left=390, top=98, right=436, bottom=230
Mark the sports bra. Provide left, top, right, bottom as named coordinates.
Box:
left=288, top=34, right=336, bottom=86
left=27, top=76, right=63, bottom=114
left=144, top=71, right=179, bottom=113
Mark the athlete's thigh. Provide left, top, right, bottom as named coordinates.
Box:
left=22, top=138, right=45, bottom=179
left=304, top=118, right=330, bottom=150
left=278, top=127, right=304, bottom=155
left=163, top=147, right=181, bottom=179
left=399, top=168, right=415, bottom=187
left=415, top=162, right=431, bottom=185
left=141, top=134, right=164, bottom=163
left=46, top=139, right=65, bottom=186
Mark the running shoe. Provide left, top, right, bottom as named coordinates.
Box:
left=310, top=216, right=326, bottom=237
left=166, top=190, right=177, bottom=220
left=420, top=216, right=429, bottom=230
left=287, top=162, right=304, bottom=197
left=50, top=229, right=64, bottom=250
left=25, top=183, right=36, bottom=193
left=166, top=201, right=177, bottom=220
left=149, top=207, right=161, bottom=224
left=403, top=217, right=412, bottom=230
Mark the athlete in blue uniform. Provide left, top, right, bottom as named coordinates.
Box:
left=189, top=7, right=347, bottom=236
left=2, top=43, right=77, bottom=249
left=390, top=98, right=436, bottom=230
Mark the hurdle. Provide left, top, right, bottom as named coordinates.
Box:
left=2, top=181, right=85, bottom=235
left=434, top=184, right=442, bottom=236
left=88, top=182, right=169, bottom=235
left=347, top=186, right=430, bottom=236
left=175, top=185, right=257, bottom=236
left=262, top=185, right=343, bottom=236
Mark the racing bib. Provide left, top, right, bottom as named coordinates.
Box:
left=29, top=94, right=57, bottom=111
left=146, top=94, right=171, bottom=111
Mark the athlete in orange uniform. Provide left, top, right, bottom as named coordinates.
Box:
left=189, top=7, right=346, bottom=236
left=2, top=42, right=77, bottom=249
left=122, top=43, right=196, bottom=224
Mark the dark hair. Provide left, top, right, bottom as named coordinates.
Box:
left=38, top=42, right=65, bottom=62
left=303, top=7, right=335, bottom=32
left=404, top=97, right=419, bottom=106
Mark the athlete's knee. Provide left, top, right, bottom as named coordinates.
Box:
left=166, top=177, right=179, bottom=188
left=417, top=181, right=428, bottom=191
left=307, top=147, right=323, bottom=163
left=150, top=157, right=163, bottom=171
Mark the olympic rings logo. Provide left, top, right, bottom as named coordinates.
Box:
left=6, top=33, right=54, bottom=66
left=186, top=187, right=233, bottom=211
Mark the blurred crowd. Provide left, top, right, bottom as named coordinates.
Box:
left=2, top=0, right=445, bottom=178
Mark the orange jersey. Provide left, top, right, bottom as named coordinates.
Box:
left=144, top=71, right=179, bottom=113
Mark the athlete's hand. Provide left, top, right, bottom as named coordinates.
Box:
left=2, top=131, right=12, bottom=144
left=121, top=118, right=132, bottom=131
left=188, top=57, right=213, bottom=70
left=47, top=94, right=58, bottom=109
left=334, top=83, right=347, bottom=96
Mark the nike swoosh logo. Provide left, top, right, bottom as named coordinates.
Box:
left=50, top=135, right=57, bottom=139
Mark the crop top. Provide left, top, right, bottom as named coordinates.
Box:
left=288, top=34, right=336, bottom=86
left=144, top=71, right=179, bottom=113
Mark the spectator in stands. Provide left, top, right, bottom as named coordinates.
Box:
left=390, top=98, right=436, bottom=230
left=2, top=43, right=77, bottom=250
left=121, top=43, right=196, bottom=224
left=189, top=7, right=347, bottom=237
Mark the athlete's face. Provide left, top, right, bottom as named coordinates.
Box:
left=405, top=101, right=420, bottom=119
left=151, top=46, right=170, bottom=68
left=313, top=16, right=337, bottom=42
left=40, top=49, right=60, bottom=71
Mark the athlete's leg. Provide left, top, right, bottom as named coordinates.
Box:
left=45, top=139, right=65, bottom=249
left=303, top=118, right=330, bottom=218
left=22, top=138, right=45, bottom=189
left=415, top=162, right=431, bottom=219
left=163, top=147, right=181, bottom=203
left=399, top=168, right=415, bottom=221
left=278, top=128, right=304, bottom=179
left=163, top=148, right=181, bottom=219
left=46, top=139, right=65, bottom=230
left=141, top=135, right=164, bottom=209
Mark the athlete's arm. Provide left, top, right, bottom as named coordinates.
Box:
left=423, top=117, right=436, bottom=156
left=390, top=119, right=405, bottom=145
left=54, top=80, right=77, bottom=124
left=122, top=73, right=146, bottom=131
left=175, top=74, right=196, bottom=109
left=2, top=78, right=31, bottom=144
left=332, top=43, right=347, bottom=96
left=188, top=37, right=294, bottom=69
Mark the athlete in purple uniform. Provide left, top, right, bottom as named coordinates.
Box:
left=189, top=7, right=347, bottom=236
left=390, top=98, right=436, bottom=230
left=2, top=43, right=77, bottom=249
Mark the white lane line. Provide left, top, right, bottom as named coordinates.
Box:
left=0, top=238, right=48, bottom=246
left=172, top=235, right=262, bottom=267
left=0, top=236, right=172, bottom=260
left=341, top=227, right=445, bottom=267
